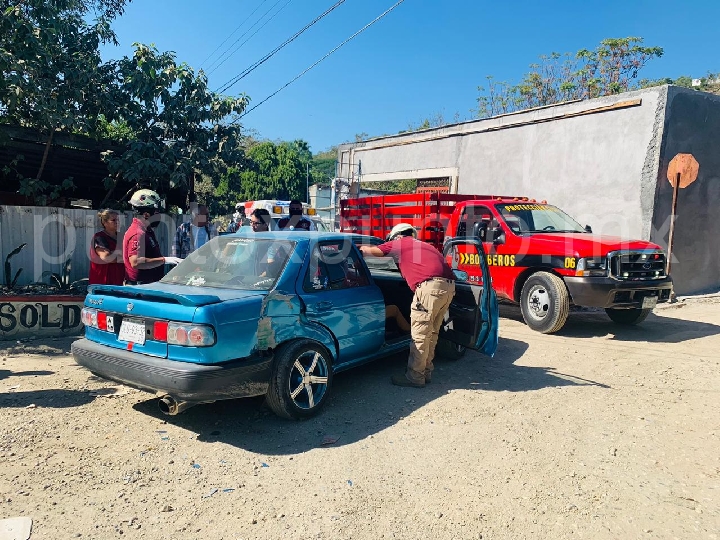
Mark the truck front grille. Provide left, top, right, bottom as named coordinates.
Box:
left=609, top=251, right=667, bottom=281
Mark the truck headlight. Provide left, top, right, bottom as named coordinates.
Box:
left=576, top=257, right=607, bottom=277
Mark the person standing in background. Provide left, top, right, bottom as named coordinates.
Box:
left=172, top=202, right=218, bottom=258
left=123, top=189, right=181, bottom=285
left=277, top=200, right=315, bottom=231
left=89, top=209, right=125, bottom=285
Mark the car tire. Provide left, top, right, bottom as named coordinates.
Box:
left=266, top=339, right=334, bottom=420
left=605, top=307, right=652, bottom=325
left=520, top=272, right=570, bottom=334
left=435, top=338, right=467, bottom=361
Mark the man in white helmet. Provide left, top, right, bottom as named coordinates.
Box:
left=359, top=223, right=456, bottom=387
left=122, top=189, right=182, bottom=285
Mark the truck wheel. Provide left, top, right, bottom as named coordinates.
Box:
left=520, top=272, right=570, bottom=334
left=266, top=340, right=333, bottom=420
left=435, top=338, right=467, bottom=361
left=605, top=308, right=652, bottom=325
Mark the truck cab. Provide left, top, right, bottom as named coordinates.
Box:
left=341, top=193, right=673, bottom=333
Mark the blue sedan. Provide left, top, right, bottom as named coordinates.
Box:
left=72, top=232, right=498, bottom=419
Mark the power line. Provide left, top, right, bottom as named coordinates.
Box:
left=216, top=0, right=347, bottom=95
left=199, top=0, right=270, bottom=69
left=206, top=0, right=294, bottom=76
left=238, top=0, right=406, bottom=117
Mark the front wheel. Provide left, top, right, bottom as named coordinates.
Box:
left=520, top=272, right=570, bottom=334
left=266, top=340, right=334, bottom=420
left=435, top=338, right=467, bottom=361
left=605, top=307, right=652, bottom=325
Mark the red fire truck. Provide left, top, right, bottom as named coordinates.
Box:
left=340, top=193, right=673, bottom=333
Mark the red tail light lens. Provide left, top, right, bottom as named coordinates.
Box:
left=97, top=312, right=107, bottom=331
left=153, top=321, right=168, bottom=342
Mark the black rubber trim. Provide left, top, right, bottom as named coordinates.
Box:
left=72, top=339, right=271, bottom=401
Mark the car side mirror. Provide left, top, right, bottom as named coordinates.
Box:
left=452, top=269, right=469, bottom=282
left=584, top=224, right=592, bottom=233
left=492, top=226, right=506, bottom=245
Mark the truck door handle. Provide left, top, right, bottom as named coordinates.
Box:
left=314, top=301, right=334, bottom=312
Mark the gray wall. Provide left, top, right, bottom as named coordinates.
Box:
left=339, top=87, right=668, bottom=240
left=651, top=87, right=720, bottom=294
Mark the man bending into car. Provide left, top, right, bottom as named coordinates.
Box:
left=359, top=223, right=455, bottom=388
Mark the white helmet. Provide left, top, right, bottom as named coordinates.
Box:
left=388, top=223, right=417, bottom=241
left=129, top=189, right=163, bottom=211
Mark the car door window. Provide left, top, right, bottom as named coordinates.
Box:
left=303, top=241, right=370, bottom=293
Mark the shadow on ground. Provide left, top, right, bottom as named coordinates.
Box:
left=0, top=388, right=95, bottom=408
left=132, top=337, right=609, bottom=455
left=499, top=304, right=720, bottom=343
left=0, top=369, right=54, bottom=381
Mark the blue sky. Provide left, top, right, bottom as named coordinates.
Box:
left=101, top=0, right=718, bottom=154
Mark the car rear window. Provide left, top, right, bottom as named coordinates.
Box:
left=161, top=237, right=295, bottom=290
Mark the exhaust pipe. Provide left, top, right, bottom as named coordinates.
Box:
left=158, top=395, right=195, bottom=415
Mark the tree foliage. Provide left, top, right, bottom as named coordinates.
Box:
left=101, top=44, right=249, bottom=203
left=0, top=0, right=128, bottom=202
left=639, top=72, right=720, bottom=95
left=476, top=37, right=664, bottom=118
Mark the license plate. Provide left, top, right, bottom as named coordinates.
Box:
left=118, top=319, right=146, bottom=345
left=641, top=296, right=657, bottom=309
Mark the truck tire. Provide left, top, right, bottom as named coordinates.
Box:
left=605, top=308, right=652, bottom=325
left=435, top=338, right=467, bottom=361
left=520, top=272, right=570, bottom=334
left=266, top=339, right=333, bottom=420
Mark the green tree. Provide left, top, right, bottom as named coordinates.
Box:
left=0, top=0, right=130, bottom=203
left=101, top=44, right=250, bottom=204
left=235, top=141, right=305, bottom=202
left=640, top=72, right=720, bottom=95
left=476, top=37, right=664, bottom=118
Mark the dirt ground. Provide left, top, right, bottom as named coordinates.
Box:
left=1, top=297, right=719, bottom=540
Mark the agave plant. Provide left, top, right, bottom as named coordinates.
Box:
left=4, top=243, right=27, bottom=290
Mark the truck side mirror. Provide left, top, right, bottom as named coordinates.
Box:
left=584, top=224, right=592, bottom=233
left=492, top=226, right=506, bottom=246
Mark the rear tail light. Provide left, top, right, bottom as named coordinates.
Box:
left=166, top=322, right=215, bottom=347
left=83, top=307, right=215, bottom=346
left=153, top=321, right=168, bottom=342
left=97, top=312, right=107, bottom=331
left=81, top=308, right=98, bottom=328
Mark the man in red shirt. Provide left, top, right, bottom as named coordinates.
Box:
left=123, top=189, right=181, bottom=285
left=359, top=223, right=456, bottom=387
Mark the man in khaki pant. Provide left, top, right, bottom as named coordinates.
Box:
left=359, top=223, right=456, bottom=387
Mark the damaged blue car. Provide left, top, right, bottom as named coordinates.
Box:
left=72, top=231, right=499, bottom=419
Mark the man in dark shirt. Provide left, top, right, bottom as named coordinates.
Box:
left=277, top=200, right=315, bottom=231
left=123, top=189, right=181, bottom=285
left=359, top=223, right=456, bottom=387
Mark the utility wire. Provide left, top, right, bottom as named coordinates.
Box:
left=216, top=0, right=347, bottom=94
left=238, top=0, right=405, bottom=117
left=207, top=0, right=294, bottom=76
left=199, top=0, right=269, bottom=69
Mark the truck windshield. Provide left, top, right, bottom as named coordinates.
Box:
left=497, top=204, right=585, bottom=234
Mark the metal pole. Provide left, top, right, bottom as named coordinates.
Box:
left=306, top=162, right=310, bottom=204
left=666, top=172, right=680, bottom=278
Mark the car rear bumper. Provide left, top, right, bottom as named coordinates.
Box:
left=72, top=338, right=272, bottom=402
left=563, top=276, right=673, bottom=309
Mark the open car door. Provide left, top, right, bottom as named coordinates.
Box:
left=440, top=238, right=499, bottom=357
